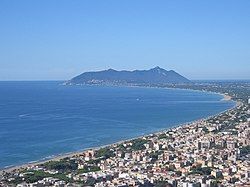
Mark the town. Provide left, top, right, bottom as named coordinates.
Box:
left=1, top=81, right=249, bottom=187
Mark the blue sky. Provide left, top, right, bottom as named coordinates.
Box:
left=0, top=0, right=250, bottom=80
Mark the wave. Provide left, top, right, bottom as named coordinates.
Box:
left=18, top=114, right=30, bottom=118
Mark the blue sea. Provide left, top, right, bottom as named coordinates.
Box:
left=0, top=81, right=235, bottom=169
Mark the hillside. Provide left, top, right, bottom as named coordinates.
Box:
left=66, top=66, right=190, bottom=85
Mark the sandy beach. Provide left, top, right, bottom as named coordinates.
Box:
left=221, top=93, right=232, bottom=101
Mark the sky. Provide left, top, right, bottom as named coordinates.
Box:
left=0, top=0, right=250, bottom=80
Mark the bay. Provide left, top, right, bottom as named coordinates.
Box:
left=0, top=81, right=235, bottom=168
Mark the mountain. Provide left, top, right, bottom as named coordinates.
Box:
left=66, top=66, right=191, bottom=85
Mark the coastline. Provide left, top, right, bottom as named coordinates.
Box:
left=221, top=94, right=232, bottom=101
left=0, top=88, right=238, bottom=175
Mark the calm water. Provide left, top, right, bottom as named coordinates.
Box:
left=0, top=81, right=235, bottom=168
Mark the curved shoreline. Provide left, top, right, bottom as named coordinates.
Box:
left=0, top=88, right=238, bottom=175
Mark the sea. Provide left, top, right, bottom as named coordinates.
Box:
left=0, top=81, right=236, bottom=169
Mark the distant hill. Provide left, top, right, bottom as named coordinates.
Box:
left=65, top=66, right=191, bottom=85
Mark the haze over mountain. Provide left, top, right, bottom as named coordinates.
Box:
left=66, top=67, right=190, bottom=85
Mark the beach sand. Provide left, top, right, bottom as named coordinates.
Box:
left=221, top=94, right=232, bottom=101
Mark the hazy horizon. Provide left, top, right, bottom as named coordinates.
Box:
left=1, top=66, right=250, bottom=82
left=1, top=1, right=250, bottom=80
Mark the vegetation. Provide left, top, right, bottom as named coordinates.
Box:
left=167, top=164, right=176, bottom=172
left=241, top=145, right=250, bottom=155
left=190, top=165, right=212, bottom=175
left=84, top=177, right=96, bottom=186
left=158, top=133, right=169, bottom=139
left=87, top=158, right=102, bottom=165
left=202, top=127, right=209, bottom=133
left=117, top=144, right=126, bottom=151
left=149, top=151, right=163, bottom=161
left=43, top=159, right=78, bottom=172
left=11, top=170, right=72, bottom=184
left=78, top=165, right=100, bottom=174
left=154, top=180, right=173, bottom=187
left=24, top=170, right=50, bottom=183
left=131, top=139, right=148, bottom=150
left=95, top=147, right=115, bottom=159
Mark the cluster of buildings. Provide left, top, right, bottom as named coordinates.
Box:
left=1, top=96, right=250, bottom=187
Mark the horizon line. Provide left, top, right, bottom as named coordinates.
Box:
left=0, top=79, right=250, bottom=82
